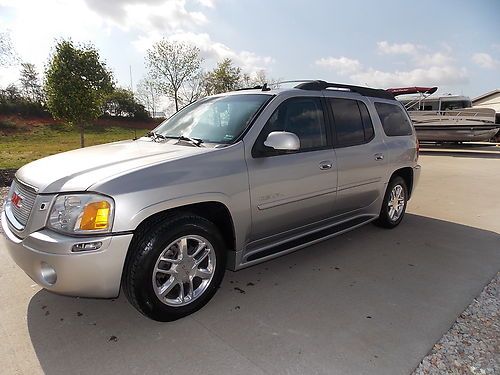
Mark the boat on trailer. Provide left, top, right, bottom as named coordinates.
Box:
left=387, top=86, right=500, bottom=143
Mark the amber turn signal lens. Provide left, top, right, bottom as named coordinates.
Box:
left=79, top=201, right=111, bottom=230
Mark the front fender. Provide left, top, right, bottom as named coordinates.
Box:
left=130, top=192, right=232, bottom=228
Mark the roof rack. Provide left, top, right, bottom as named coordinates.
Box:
left=236, top=83, right=271, bottom=92
left=236, top=85, right=263, bottom=91
left=295, top=80, right=395, bottom=100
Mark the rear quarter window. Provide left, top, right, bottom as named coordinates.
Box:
left=375, top=102, right=413, bottom=136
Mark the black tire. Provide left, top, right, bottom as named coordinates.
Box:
left=374, top=176, right=408, bottom=229
left=123, top=213, right=227, bottom=321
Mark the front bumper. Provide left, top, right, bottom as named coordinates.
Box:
left=1, top=211, right=133, bottom=298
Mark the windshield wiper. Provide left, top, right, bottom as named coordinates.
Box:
left=146, top=131, right=166, bottom=142
left=163, top=135, right=204, bottom=147
left=146, top=132, right=204, bottom=147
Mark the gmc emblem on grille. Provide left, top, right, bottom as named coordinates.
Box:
left=11, top=192, right=23, bottom=208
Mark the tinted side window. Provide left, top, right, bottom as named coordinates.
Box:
left=257, top=97, right=327, bottom=154
left=329, top=98, right=373, bottom=147
left=375, top=102, right=413, bottom=136
left=359, top=102, right=374, bottom=141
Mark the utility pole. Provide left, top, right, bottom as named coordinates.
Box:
left=151, top=83, right=155, bottom=117
left=129, top=65, right=133, bottom=91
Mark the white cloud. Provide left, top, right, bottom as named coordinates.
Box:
left=196, top=0, right=215, bottom=7
left=377, top=41, right=454, bottom=68
left=377, top=41, right=419, bottom=55
left=84, top=0, right=272, bottom=74
left=315, top=56, right=362, bottom=75
left=352, top=66, right=468, bottom=88
left=171, top=32, right=275, bottom=73
left=0, top=0, right=105, bottom=86
left=84, top=0, right=207, bottom=32
left=135, top=32, right=274, bottom=74
left=316, top=41, right=468, bottom=88
left=472, top=52, right=499, bottom=69
left=0, top=0, right=274, bottom=88
left=415, top=52, right=454, bottom=67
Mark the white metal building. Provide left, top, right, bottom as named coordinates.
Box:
left=472, top=89, right=500, bottom=112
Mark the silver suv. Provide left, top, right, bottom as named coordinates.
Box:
left=2, top=80, right=421, bottom=321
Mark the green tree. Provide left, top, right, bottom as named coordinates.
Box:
left=44, top=40, right=114, bottom=147
left=146, top=39, right=203, bottom=112
left=19, top=62, right=43, bottom=103
left=204, top=58, right=242, bottom=95
left=104, top=87, right=149, bottom=119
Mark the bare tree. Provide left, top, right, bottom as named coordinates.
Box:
left=241, top=73, right=253, bottom=87
left=19, top=62, right=43, bottom=103
left=136, top=77, right=160, bottom=116
left=239, top=70, right=280, bottom=89
left=178, top=72, right=206, bottom=107
left=0, top=31, right=16, bottom=67
left=252, top=69, right=280, bottom=87
left=146, top=39, right=203, bottom=112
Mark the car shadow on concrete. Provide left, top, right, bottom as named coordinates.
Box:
left=26, top=214, right=500, bottom=375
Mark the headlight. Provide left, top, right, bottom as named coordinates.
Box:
left=47, top=194, right=114, bottom=234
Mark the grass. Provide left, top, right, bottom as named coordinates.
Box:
left=0, top=123, right=147, bottom=169
left=0, top=119, right=17, bottom=130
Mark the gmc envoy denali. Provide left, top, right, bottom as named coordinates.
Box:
left=2, top=80, right=421, bottom=321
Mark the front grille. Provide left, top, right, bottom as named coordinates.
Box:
left=9, top=179, right=37, bottom=226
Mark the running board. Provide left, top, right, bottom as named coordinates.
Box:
left=241, top=215, right=376, bottom=266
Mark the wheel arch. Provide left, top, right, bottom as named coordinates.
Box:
left=131, top=200, right=236, bottom=253
left=390, top=167, right=414, bottom=197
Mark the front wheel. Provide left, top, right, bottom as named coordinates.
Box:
left=374, top=176, right=408, bottom=229
left=123, top=214, right=227, bottom=321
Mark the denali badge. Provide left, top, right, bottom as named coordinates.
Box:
left=11, top=192, right=23, bottom=208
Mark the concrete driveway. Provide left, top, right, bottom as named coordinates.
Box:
left=1, top=153, right=499, bottom=375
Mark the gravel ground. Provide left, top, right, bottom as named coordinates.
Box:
left=413, top=272, right=500, bottom=375
left=0, top=188, right=498, bottom=374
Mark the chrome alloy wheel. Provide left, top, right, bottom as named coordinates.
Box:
left=152, top=235, right=216, bottom=307
left=387, top=184, right=405, bottom=222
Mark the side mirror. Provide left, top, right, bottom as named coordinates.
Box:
left=263, top=131, right=300, bottom=151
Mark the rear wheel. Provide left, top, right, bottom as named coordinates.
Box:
left=123, top=214, right=226, bottom=321
left=374, top=176, right=408, bottom=229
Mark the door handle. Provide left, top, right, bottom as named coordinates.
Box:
left=374, top=153, right=384, bottom=161
left=319, top=161, right=333, bottom=170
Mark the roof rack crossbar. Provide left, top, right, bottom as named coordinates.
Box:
left=295, top=80, right=395, bottom=100
left=235, top=83, right=271, bottom=92
left=235, top=85, right=263, bottom=91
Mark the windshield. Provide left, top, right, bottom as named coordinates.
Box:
left=154, top=94, right=271, bottom=144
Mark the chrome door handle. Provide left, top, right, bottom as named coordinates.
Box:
left=319, top=161, right=333, bottom=170
left=374, top=154, right=384, bottom=161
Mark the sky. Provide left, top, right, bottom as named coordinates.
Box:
left=1, top=0, right=499, bottom=107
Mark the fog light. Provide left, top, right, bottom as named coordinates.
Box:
left=72, top=241, right=102, bottom=252
left=40, top=262, right=57, bottom=285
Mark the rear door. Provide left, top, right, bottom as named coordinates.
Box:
left=326, top=95, right=388, bottom=214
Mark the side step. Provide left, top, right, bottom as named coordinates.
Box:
left=243, top=215, right=375, bottom=263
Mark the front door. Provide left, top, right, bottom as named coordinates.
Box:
left=246, top=96, right=337, bottom=242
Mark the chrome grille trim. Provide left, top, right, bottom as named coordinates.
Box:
left=9, top=179, right=38, bottom=226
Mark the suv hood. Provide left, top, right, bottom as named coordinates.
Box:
left=16, top=139, right=211, bottom=193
